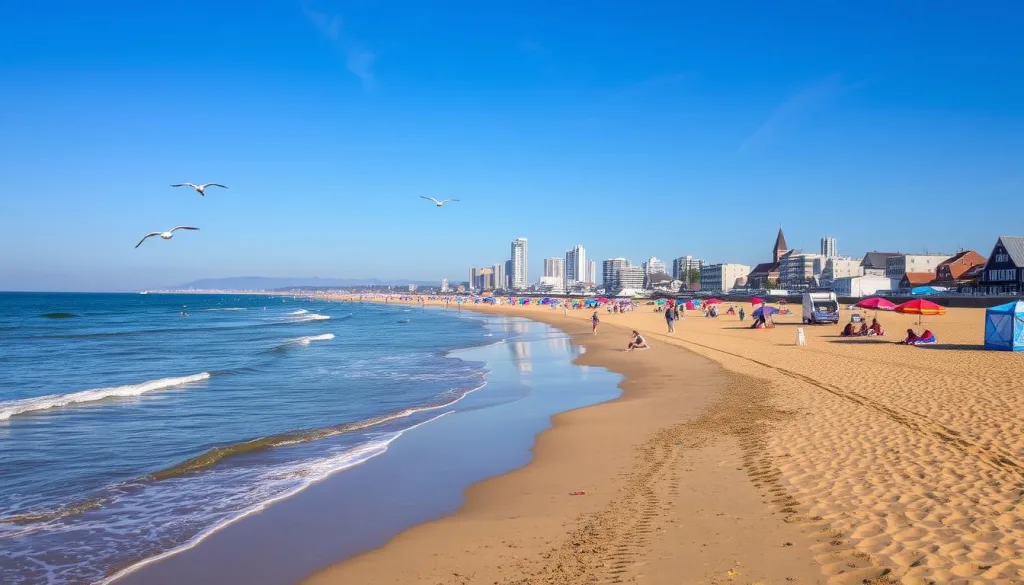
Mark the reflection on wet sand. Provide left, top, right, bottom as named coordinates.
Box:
left=509, top=341, right=532, bottom=372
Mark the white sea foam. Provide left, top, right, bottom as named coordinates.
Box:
left=203, top=307, right=246, bottom=312
left=288, top=309, right=309, bottom=315
left=0, top=373, right=212, bottom=421
left=293, top=313, right=330, bottom=322
left=293, top=333, right=335, bottom=345
left=97, top=412, right=452, bottom=585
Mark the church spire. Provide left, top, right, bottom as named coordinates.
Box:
left=773, top=227, right=788, bottom=263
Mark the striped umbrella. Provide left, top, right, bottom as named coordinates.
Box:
left=894, top=299, right=947, bottom=325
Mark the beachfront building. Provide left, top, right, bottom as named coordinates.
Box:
left=564, top=244, right=587, bottom=289
left=933, top=250, right=986, bottom=288
left=885, top=253, right=951, bottom=280
left=747, top=228, right=791, bottom=289
left=700, top=263, right=751, bottom=293
left=504, top=260, right=512, bottom=290
left=615, top=265, right=645, bottom=293
left=492, top=263, right=506, bottom=292
left=543, top=257, right=565, bottom=281
left=537, top=276, right=565, bottom=294
left=602, top=258, right=630, bottom=292
left=510, top=238, right=528, bottom=290
left=672, top=256, right=703, bottom=283
left=832, top=274, right=893, bottom=298
left=820, top=237, right=838, bottom=258
left=642, top=256, right=666, bottom=276
left=779, top=253, right=825, bottom=288
left=860, top=252, right=899, bottom=276
left=586, top=260, right=596, bottom=285
left=440, top=279, right=449, bottom=293
left=978, top=236, right=1024, bottom=294
left=819, top=257, right=864, bottom=288
left=469, top=267, right=494, bottom=291
left=899, top=272, right=935, bottom=291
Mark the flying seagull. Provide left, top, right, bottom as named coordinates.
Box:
left=420, top=196, right=459, bottom=207
left=135, top=226, right=199, bottom=248
left=171, top=183, right=228, bottom=196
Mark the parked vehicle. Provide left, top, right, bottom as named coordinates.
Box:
left=802, top=291, right=840, bottom=324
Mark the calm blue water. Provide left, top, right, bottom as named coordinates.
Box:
left=0, top=293, right=501, bottom=585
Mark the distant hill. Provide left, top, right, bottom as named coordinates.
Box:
left=176, top=276, right=440, bottom=290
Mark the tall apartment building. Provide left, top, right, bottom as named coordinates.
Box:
left=820, top=237, right=838, bottom=258
left=779, top=253, right=825, bottom=288
left=440, top=279, right=449, bottom=293
left=819, top=257, right=863, bottom=287
left=700, top=263, right=751, bottom=293
left=510, top=238, right=528, bottom=290
left=586, top=260, right=596, bottom=284
left=504, top=260, right=513, bottom=290
left=672, top=256, right=703, bottom=281
left=564, top=244, right=587, bottom=287
left=643, top=256, right=666, bottom=275
left=469, top=267, right=494, bottom=291
left=543, top=257, right=565, bottom=281
left=492, top=263, right=505, bottom=291
left=602, top=258, right=630, bottom=291
left=616, top=265, right=645, bottom=292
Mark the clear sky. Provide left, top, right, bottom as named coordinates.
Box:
left=2, top=1, right=1022, bottom=291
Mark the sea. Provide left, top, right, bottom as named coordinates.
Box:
left=0, top=292, right=607, bottom=585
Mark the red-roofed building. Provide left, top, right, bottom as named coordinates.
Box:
left=933, top=250, right=986, bottom=286
left=899, top=272, right=936, bottom=290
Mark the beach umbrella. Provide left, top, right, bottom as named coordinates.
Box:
left=753, top=305, right=779, bottom=318
left=894, top=299, right=947, bottom=325
left=705, top=298, right=722, bottom=305
left=655, top=299, right=666, bottom=305
left=596, top=297, right=610, bottom=304
left=750, top=297, right=765, bottom=305
left=855, top=297, right=896, bottom=311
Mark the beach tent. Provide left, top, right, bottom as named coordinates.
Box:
left=911, top=286, right=941, bottom=295
left=983, top=301, right=1024, bottom=351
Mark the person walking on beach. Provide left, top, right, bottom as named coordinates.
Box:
left=665, top=304, right=676, bottom=334
left=592, top=310, right=600, bottom=335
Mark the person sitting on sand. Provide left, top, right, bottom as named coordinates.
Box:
left=841, top=322, right=856, bottom=336
left=627, top=330, right=649, bottom=351
left=900, top=328, right=919, bottom=344
left=857, top=322, right=869, bottom=336
left=869, top=318, right=884, bottom=336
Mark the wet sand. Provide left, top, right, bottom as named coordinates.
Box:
left=307, top=297, right=1024, bottom=585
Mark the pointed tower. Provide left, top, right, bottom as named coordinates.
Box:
left=772, top=227, right=788, bottom=263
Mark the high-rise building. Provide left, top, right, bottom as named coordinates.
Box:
left=492, top=263, right=505, bottom=292
left=544, top=257, right=565, bottom=280
left=586, top=260, right=596, bottom=284
left=643, top=256, right=666, bottom=275
left=510, top=238, right=528, bottom=290
left=469, top=267, right=494, bottom=291
left=504, top=260, right=513, bottom=290
left=440, top=279, right=449, bottom=292
left=564, top=244, right=587, bottom=287
left=672, top=256, right=703, bottom=282
left=602, top=258, right=630, bottom=291
left=820, top=237, right=838, bottom=258
left=616, top=265, right=646, bottom=292
left=468, top=268, right=478, bottom=292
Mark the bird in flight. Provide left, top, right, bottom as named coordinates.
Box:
left=135, top=226, right=200, bottom=248
left=171, top=183, right=229, bottom=196
left=420, top=196, right=459, bottom=207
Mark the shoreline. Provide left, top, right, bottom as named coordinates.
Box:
left=302, top=301, right=829, bottom=585
left=112, top=309, right=627, bottom=585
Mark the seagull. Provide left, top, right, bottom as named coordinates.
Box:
left=420, top=196, right=459, bottom=207
left=135, top=226, right=199, bottom=248
left=171, top=183, right=228, bottom=196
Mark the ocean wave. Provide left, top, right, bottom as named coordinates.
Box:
left=293, top=313, right=330, bottom=322
left=147, top=380, right=486, bottom=480
left=0, top=373, right=212, bottom=421
left=98, top=413, right=449, bottom=585
left=288, top=309, right=309, bottom=315
left=292, top=333, right=335, bottom=346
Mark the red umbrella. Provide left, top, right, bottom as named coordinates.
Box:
left=750, top=297, right=765, bottom=305
left=705, top=298, right=722, bottom=305
left=855, top=297, right=896, bottom=311
left=894, top=299, right=947, bottom=325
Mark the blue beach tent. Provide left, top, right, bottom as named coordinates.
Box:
left=983, top=301, right=1024, bottom=351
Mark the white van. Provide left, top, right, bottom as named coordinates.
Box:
left=802, top=291, right=840, bottom=324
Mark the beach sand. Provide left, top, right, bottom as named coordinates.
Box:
left=306, top=298, right=1024, bottom=585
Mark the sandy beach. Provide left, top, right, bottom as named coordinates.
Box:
left=303, top=296, right=1024, bottom=585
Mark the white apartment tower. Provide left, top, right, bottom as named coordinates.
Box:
left=564, top=244, right=587, bottom=287
left=440, top=279, right=449, bottom=293
left=510, top=238, right=528, bottom=290
left=492, top=263, right=505, bottom=292
left=643, top=256, right=667, bottom=275
left=543, top=257, right=565, bottom=280
left=820, top=237, right=838, bottom=258
left=672, top=256, right=704, bottom=283
left=602, top=258, right=630, bottom=291
left=586, top=260, right=596, bottom=284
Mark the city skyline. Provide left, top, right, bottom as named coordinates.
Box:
left=3, top=2, right=1022, bottom=291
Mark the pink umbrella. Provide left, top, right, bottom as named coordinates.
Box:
left=854, top=297, right=896, bottom=311
left=705, top=298, right=722, bottom=305
left=750, top=297, right=765, bottom=305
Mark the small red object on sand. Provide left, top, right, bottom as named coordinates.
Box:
left=569, top=490, right=587, bottom=496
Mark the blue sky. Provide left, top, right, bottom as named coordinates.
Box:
left=1, top=1, right=1022, bottom=290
